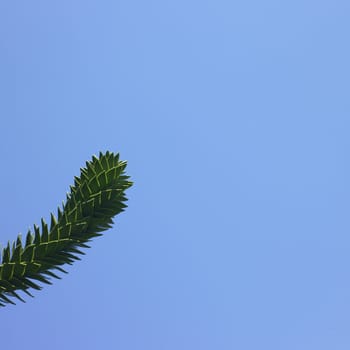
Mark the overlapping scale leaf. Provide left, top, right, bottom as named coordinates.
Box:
left=0, top=151, right=132, bottom=306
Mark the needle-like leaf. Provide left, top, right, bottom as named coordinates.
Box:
left=0, top=151, right=132, bottom=307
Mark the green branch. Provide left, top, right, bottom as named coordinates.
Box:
left=0, top=151, right=132, bottom=307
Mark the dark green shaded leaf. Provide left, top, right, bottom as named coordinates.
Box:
left=0, top=152, right=132, bottom=307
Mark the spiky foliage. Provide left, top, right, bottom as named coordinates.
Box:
left=0, top=151, right=132, bottom=307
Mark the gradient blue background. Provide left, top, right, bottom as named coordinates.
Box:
left=1, top=1, right=350, bottom=349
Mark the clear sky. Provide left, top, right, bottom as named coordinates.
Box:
left=1, top=1, right=350, bottom=349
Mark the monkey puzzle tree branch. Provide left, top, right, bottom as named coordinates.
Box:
left=0, top=151, right=132, bottom=307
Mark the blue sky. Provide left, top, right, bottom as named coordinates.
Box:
left=1, top=1, right=350, bottom=349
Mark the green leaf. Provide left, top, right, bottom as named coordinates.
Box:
left=0, top=152, right=132, bottom=307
